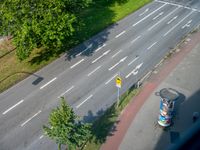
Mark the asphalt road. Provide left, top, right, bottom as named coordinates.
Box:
left=0, top=0, right=200, bottom=149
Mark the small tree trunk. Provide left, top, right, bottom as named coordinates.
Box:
left=58, top=143, right=61, bottom=150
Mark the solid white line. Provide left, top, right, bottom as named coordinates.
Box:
left=58, top=86, right=74, bottom=98
left=40, top=77, right=57, bottom=89
left=76, top=44, right=93, bottom=57
left=87, top=66, right=101, bottom=76
left=164, top=11, right=193, bottom=37
left=76, top=95, right=93, bottom=108
left=148, top=7, right=179, bottom=31
left=115, top=30, right=126, bottom=38
left=128, top=56, right=139, bottom=66
left=167, top=16, right=178, bottom=24
left=153, top=12, right=164, bottom=20
left=131, top=36, right=141, bottom=44
left=112, top=50, right=122, bottom=58
left=21, top=110, right=42, bottom=127
left=105, top=74, right=118, bottom=85
left=132, top=3, right=167, bottom=27
left=2, top=100, right=24, bottom=115
left=70, top=59, right=84, bottom=69
left=39, top=135, right=44, bottom=139
left=139, top=8, right=149, bottom=16
left=147, top=42, right=157, bottom=50
left=95, top=44, right=106, bottom=52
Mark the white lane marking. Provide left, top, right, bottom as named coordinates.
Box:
left=108, top=56, right=127, bottom=71
left=112, top=50, right=122, bottom=58
left=182, top=20, right=192, bottom=29
left=139, top=8, right=149, bottom=16
left=132, top=4, right=167, bottom=27
left=21, top=110, right=42, bottom=127
left=92, top=50, right=110, bottom=63
left=76, top=95, right=93, bottom=108
left=147, top=42, right=157, bottom=50
left=126, top=63, right=143, bottom=78
left=95, top=44, right=106, bottom=52
left=164, top=11, right=193, bottom=36
left=76, top=44, right=93, bottom=57
left=105, top=74, right=118, bottom=85
left=153, top=12, right=164, bottom=20
left=70, top=59, right=84, bottom=69
left=128, top=56, right=139, bottom=66
left=87, top=66, right=101, bottom=76
left=115, top=30, right=126, bottom=38
left=40, top=77, right=57, bottom=89
left=2, top=99, right=24, bottom=115
left=131, top=35, right=141, bottom=44
left=148, top=7, right=179, bottom=31
left=167, top=16, right=178, bottom=24
left=39, top=135, right=44, bottom=139
left=58, top=86, right=74, bottom=98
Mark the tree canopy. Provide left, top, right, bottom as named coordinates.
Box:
left=0, top=0, right=91, bottom=60
left=43, top=98, right=91, bottom=150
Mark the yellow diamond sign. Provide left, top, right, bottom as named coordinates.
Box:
left=116, top=77, right=122, bottom=88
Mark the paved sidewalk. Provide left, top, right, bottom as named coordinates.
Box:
left=100, top=31, right=200, bottom=150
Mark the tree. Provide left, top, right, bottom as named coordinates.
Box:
left=0, top=0, right=91, bottom=60
left=43, top=97, right=91, bottom=150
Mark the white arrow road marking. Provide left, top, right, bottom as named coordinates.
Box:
left=76, top=44, right=93, bottom=57
left=95, top=44, right=106, bottom=52
left=153, top=12, right=164, bottom=20
left=92, top=50, right=110, bottom=63
left=105, top=74, right=118, bottom=85
left=132, top=4, right=167, bottom=27
left=40, top=77, right=57, bottom=89
left=167, top=16, right=178, bottom=24
left=139, top=8, right=149, bottom=16
left=2, top=99, right=24, bottom=115
left=147, top=42, right=157, bottom=50
left=70, top=59, right=85, bottom=69
left=126, top=63, right=143, bottom=78
left=108, top=56, right=128, bottom=71
left=115, top=30, right=126, bottom=38
left=112, top=49, right=122, bottom=58
left=87, top=66, right=102, bottom=76
left=182, top=20, right=192, bottom=29
left=131, top=35, right=141, bottom=44
left=128, top=56, right=139, bottom=66
left=164, top=11, right=193, bottom=36
left=148, top=7, right=179, bottom=31
left=58, top=86, right=74, bottom=98
left=21, top=110, right=42, bottom=127
left=76, top=95, right=93, bottom=108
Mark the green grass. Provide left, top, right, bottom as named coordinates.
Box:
left=0, top=0, right=152, bottom=93
left=84, top=86, right=140, bottom=150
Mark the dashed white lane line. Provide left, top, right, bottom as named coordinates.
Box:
left=128, top=56, right=139, bottom=66
left=92, top=50, right=110, bottom=63
left=153, top=12, right=164, bottom=20
left=76, top=95, right=93, bottom=109
left=115, top=30, right=126, bottom=38
left=132, top=3, right=167, bottom=27
left=21, top=110, right=42, bottom=127
left=95, top=44, right=106, bottom=52
left=131, top=35, right=141, bottom=44
left=76, top=44, right=93, bottom=57
left=40, top=77, right=57, bottom=89
left=58, top=86, right=74, bottom=98
left=164, top=11, right=193, bottom=36
left=105, top=74, right=118, bottom=85
left=139, top=8, right=149, bottom=16
left=112, top=49, right=122, bottom=58
left=39, top=135, right=44, bottom=139
left=2, top=99, right=24, bottom=115
left=87, top=66, right=102, bottom=76
left=125, top=63, right=143, bottom=78
left=148, top=7, right=179, bottom=31
left=167, top=15, right=178, bottom=24
left=147, top=42, right=157, bottom=50
left=70, top=59, right=84, bottom=69
left=108, top=56, right=127, bottom=71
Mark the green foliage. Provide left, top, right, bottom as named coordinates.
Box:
left=0, top=0, right=91, bottom=60
left=43, top=98, right=91, bottom=150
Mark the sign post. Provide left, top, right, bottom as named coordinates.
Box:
left=116, top=76, right=122, bottom=108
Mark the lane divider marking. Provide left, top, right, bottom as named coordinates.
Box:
left=40, top=77, right=57, bottom=89
left=105, top=74, right=118, bottom=85
left=95, top=44, right=106, bottom=52
left=153, top=12, right=164, bottom=20
left=147, top=42, right=157, bottom=50
left=58, top=86, right=74, bottom=98
left=87, top=66, right=102, bottom=77
left=108, top=56, right=127, bottom=71
left=115, top=30, right=126, bottom=38
left=70, top=59, right=84, bottom=69
left=21, top=110, right=42, bottom=127
left=92, top=50, right=110, bottom=64
left=128, top=56, right=139, bottom=66
left=131, top=35, right=141, bottom=44
left=139, top=8, right=149, bottom=16
left=112, top=49, right=122, bottom=58
left=76, top=95, right=93, bottom=108
left=167, top=15, right=178, bottom=24
left=2, top=99, right=24, bottom=115
left=76, top=44, right=93, bottom=57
